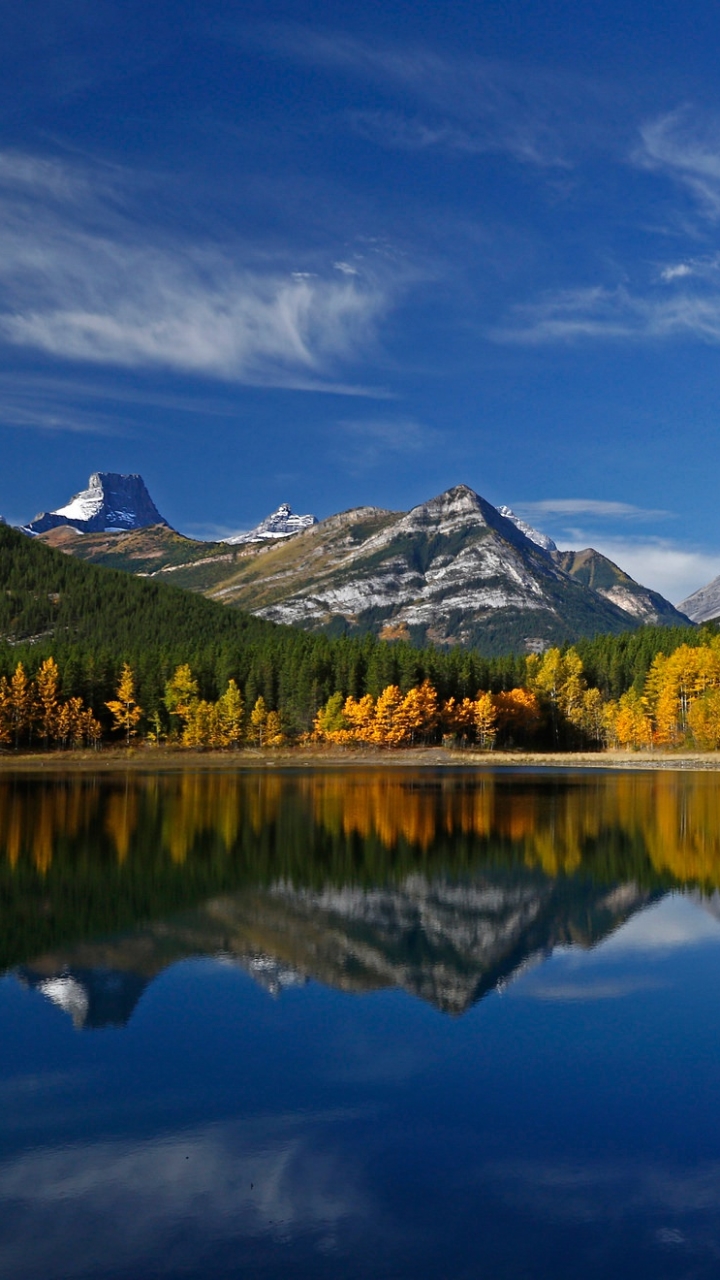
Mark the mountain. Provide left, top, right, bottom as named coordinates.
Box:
left=678, top=574, right=720, bottom=624
left=191, top=484, right=689, bottom=650
left=553, top=548, right=686, bottom=625
left=22, top=472, right=169, bottom=535
left=225, top=502, right=317, bottom=544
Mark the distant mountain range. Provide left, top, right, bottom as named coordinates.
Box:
left=17, top=471, right=695, bottom=651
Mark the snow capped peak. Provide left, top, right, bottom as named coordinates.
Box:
left=497, top=505, right=557, bottom=553
left=225, top=503, right=317, bottom=545
left=23, top=473, right=169, bottom=536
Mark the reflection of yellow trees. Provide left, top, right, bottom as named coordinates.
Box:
left=0, top=782, right=99, bottom=875
left=105, top=787, right=138, bottom=864
left=6, top=770, right=720, bottom=888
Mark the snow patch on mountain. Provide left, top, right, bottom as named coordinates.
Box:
left=498, top=506, right=557, bottom=553
left=225, top=502, right=317, bottom=545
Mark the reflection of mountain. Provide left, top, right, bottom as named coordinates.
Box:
left=15, top=872, right=655, bottom=1027
left=16, top=967, right=149, bottom=1029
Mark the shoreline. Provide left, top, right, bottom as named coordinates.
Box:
left=1, top=745, right=720, bottom=773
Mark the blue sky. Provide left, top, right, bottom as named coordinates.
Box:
left=2, top=1, right=720, bottom=601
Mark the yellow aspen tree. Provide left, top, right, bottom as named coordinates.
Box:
left=81, top=707, right=103, bottom=750
left=441, top=696, right=476, bottom=741
left=473, top=691, right=497, bottom=749
left=265, top=710, right=285, bottom=747
left=372, top=685, right=405, bottom=746
left=216, top=679, right=244, bottom=748
left=249, top=695, right=268, bottom=747
left=8, top=662, right=34, bottom=748
left=342, top=694, right=376, bottom=743
left=56, top=698, right=79, bottom=748
left=183, top=700, right=218, bottom=748
left=580, top=687, right=607, bottom=746
left=106, top=664, right=143, bottom=745
left=492, top=689, right=541, bottom=742
left=163, top=663, right=199, bottom=737
left=687, top=689, right=720, bottom=749
left=36, top=657, right=60, bottom=747
left=312, top=692, right=347, bottom=742
left=613, top=689, right=652, bottom=749
left=0, top=677, right=12, bottom=746
left=559, top=648, right=586, bottom=727
left=414, top=679, right=439, bottom=742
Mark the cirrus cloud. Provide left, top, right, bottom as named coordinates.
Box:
left=0, top=150, right=395, bottom=391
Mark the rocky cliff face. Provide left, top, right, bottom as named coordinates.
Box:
left=225, top=502, right=317, bottom=544
left=23, top=472, right=169, bottom=535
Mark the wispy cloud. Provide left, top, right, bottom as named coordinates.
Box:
left=253, top=26, right=612, bottom=168
left=494, top=281, right=720, bottom=344
left=332, top=416, right=441, bottom=473
left=0, top=151, right=396, bottom=390
left=517, top=499, right=672, bottom=520
left=639, top=106, right=720, bottom=218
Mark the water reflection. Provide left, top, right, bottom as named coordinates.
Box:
left=3, top=768, right=720, bottom=1026
left=5, top=770, right=720, bottom=1278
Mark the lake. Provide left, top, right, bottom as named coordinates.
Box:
left=3, top=766, right=720, bottom=1278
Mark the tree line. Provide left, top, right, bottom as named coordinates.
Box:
left=5, top=632, right=720, bottom=751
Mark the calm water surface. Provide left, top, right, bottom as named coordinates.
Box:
left=3, top=767, right=720, bottom=1278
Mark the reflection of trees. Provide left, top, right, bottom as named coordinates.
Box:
left=3, top=770, right=720, bottom=889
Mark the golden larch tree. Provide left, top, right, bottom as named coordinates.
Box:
left=106, top=664, right=143, bottom=745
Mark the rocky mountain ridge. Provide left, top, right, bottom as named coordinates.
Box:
left=18, top=473, right=691, bottom=652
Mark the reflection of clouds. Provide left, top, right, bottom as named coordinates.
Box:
left=481, top=1155, right=720, bottom=1230
left=515, top=976, right=667, bottom=1002
left=598, top=895, right=720, bottom=954
left=508, top=895, right=720, bottom=1002
left=0, top=1116, right=372, bottom=1278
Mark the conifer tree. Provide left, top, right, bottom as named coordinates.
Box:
left=106, top=664, right=143, bottom=745
left=163, top=663, right=199, bottom=737
left=249, top=695, right=268, bottom=747
left=216, top=679, right=244, bottom=748
left=36, top=657, right=60, bottom=747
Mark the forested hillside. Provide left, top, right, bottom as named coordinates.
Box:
left=0, top=524, right=714, bottom=749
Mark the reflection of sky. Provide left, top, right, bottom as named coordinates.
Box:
left=510, top=893, right=720, bottom=1002
left=3, top=895, right=720, bottom=1277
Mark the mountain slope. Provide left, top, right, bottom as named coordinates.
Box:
left=678, top=574, right=720, bottom=624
